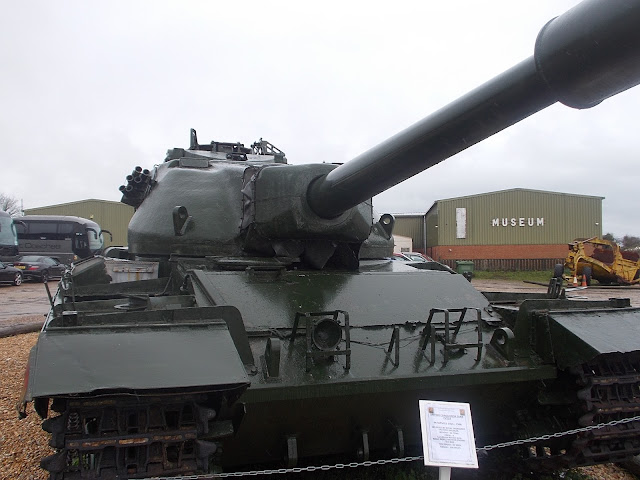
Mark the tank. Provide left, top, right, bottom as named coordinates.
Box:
left=19, top=0, right=640, bottom=478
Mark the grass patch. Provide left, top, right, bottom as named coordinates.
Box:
left=472, top=270, right=552, bottom=283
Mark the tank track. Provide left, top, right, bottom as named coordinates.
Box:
left=571, top=352, right=640, bottom=464
left=526, top=352, right=640, bottom=469
left=39, top=392, right=238, bottom=479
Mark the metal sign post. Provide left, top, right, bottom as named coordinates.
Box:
left=439, top=466, right=452, bottom=480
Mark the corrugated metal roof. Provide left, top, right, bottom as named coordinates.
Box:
left=27, top=199, right=126, bottom=209
left=435, top=187, right=604, bottom=203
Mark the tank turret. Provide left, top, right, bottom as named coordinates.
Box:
left=122, top=0, right=640, bottom=270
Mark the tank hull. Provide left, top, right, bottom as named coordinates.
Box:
left=22, top=258, right=640, bottom=477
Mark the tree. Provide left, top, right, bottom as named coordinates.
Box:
left=621, top=235, right=640, bottom=251
left=602, top=232, right=640, bottom=250
left=0, top=193, right=21, bottom=216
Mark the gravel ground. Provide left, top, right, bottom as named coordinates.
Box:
left=0, top=280, right=639, bottom=479
left=0, top=333, right=52, bottom=480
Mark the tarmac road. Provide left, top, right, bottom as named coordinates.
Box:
left=0, top=281, right=58, bottom=326
left=475, top=278, right=640, bottom=305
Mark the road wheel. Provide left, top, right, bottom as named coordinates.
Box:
left=553, top=263, right=564, bottom=279
left=13, top=272, right=22, bottom=286
left=42, top=271, right=49, bottom=283
left=583, top=266, right=592, bottom=286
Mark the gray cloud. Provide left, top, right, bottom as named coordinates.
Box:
left=1, top=0, right=638, bottom=237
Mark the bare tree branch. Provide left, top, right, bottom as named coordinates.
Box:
left=0, top=193, right=21, bottom=216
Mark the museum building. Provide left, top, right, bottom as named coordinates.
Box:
left=393, top=188, right=603, bottom=270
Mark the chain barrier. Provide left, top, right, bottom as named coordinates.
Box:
left=139, top=415, right=640, bottom=480
left=478, top=414, right=640, bottom=452
left=139, top=457, right=424, bottom=480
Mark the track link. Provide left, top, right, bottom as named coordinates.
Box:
left=571, top=352, right=640, bottom=464
left=40, top=392, right=237, bottom=479
left=525, top=352, right=640, bottom=469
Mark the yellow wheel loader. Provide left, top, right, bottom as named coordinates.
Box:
left=562, top=237, right=640, bottom=286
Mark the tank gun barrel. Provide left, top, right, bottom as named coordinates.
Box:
left=307, top=0, right=640, bottom=219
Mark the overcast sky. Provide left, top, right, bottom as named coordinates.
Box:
left=2, top=1, right=639, bottom=237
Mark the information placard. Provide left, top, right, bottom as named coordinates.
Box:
left=419, top=400, right=478, bottom=469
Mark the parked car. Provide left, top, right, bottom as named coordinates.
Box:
left=0, top=261, right=23, bottom=286
left=390, top=252, right=458, bottom=274
left=404, top=252, right=434, bottom=262
left=391, top=252, right=435, bottom=262
left=390, top=252, right=413, bottom=261
left=10, top=255, right=67, bottom=282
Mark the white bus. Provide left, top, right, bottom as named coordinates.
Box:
left=15, top=215, right=111, bottom=264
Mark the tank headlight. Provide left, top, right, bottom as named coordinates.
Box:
left=312, top=318, right=342, bottom=351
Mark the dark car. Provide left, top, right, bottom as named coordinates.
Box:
left=0, top=261, right=23, bottom=286
left=10, top=255, right=67, bottom=282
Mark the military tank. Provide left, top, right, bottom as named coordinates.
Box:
left=19, top=0, right=640, bottom=478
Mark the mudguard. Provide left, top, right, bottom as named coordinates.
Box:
left=547, top=307, right=640, bottom=369
left=22, top=308, right=250, bottom=401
